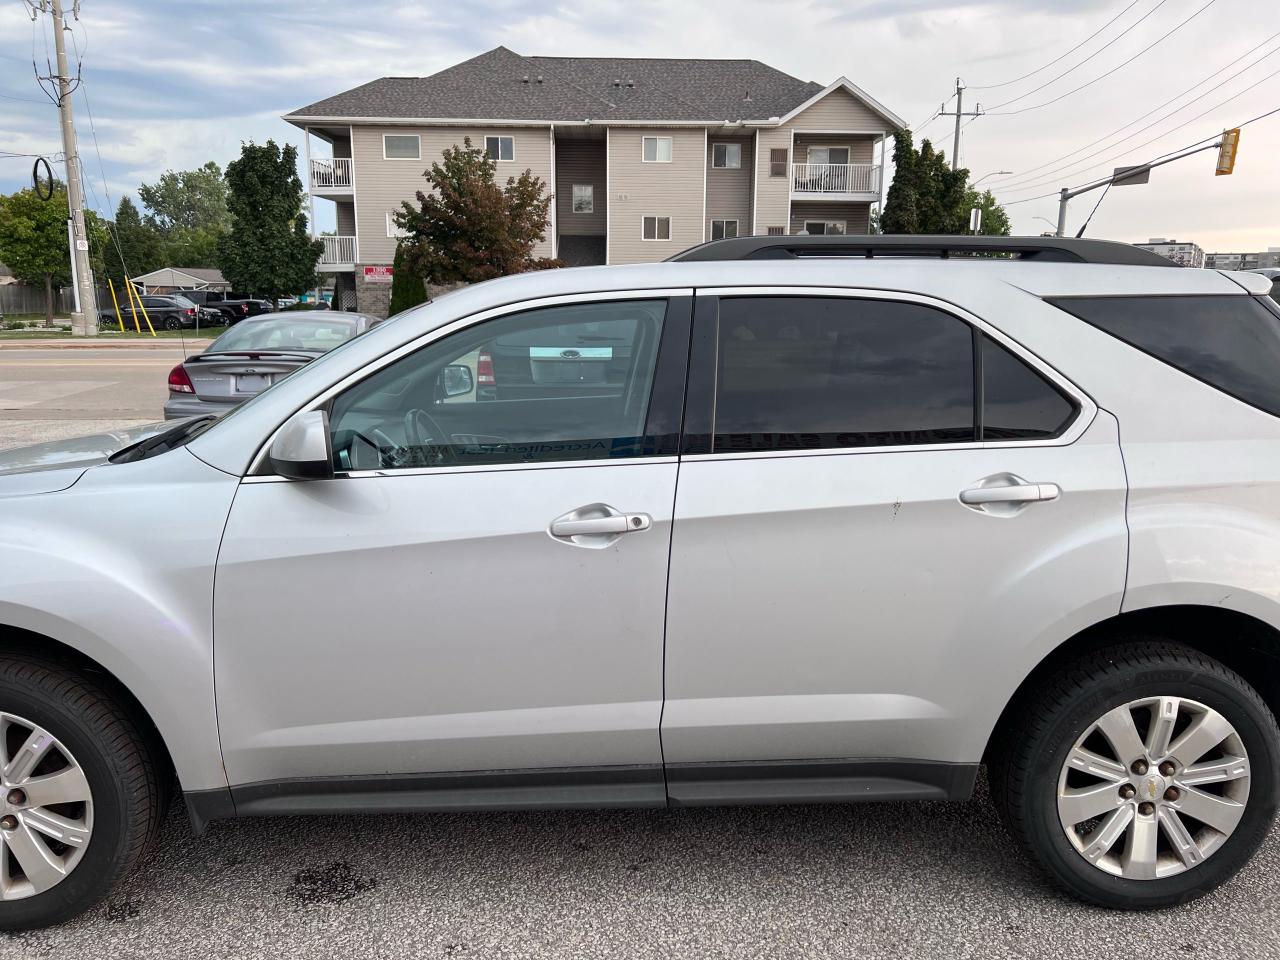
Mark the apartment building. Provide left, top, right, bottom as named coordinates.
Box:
left=283, top=47, right=904, bottom=314
left=1134, top=238, right=1204, bottom=269
left=1204, top=248, right=1280, bottom=272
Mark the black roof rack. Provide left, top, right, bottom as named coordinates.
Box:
left=667, top=235, right=1178, bottom=268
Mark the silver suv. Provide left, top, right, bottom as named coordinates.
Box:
left=1, top=236, right=1278, bottom=928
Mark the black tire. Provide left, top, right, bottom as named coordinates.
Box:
left=163, top=316, right=181, bottom=331
left=0, top=656, right=163, bottom=930
left=990, top=640, right=1280, bottom=909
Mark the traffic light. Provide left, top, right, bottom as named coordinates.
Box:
left=1216, top=128, right=1241, bottom=176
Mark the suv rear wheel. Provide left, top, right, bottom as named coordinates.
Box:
left=991, top=641, right=1279, bottom=909
left=0, top=656, right=163, bottom=929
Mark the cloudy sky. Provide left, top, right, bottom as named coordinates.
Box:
left=1, top=0, right=1276, bottom=252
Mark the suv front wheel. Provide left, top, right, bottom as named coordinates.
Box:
left=0, top=655, right=164, bottom=929
left=991, top=640, right=1279, bottom=909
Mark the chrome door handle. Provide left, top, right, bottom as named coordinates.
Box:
left=550, top=514, right=651, bottom=537
left=960, top=482, right=1060, bottom=505
left=549, top=503, right=652, bottom=546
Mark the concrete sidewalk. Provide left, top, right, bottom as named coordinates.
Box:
left=0, top=337, right=214, bottom=350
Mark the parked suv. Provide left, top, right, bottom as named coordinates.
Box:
left=97, top=294, right=200, bottom=330
left=1, top=236, right=1278, bottom=927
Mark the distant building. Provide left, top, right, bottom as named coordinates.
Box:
left=1134, top=238, right=1204, bottom=268
left=1204, top=247, right=1280, bottom=271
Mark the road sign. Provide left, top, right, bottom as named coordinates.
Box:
left=1216, top=128, right=1240, bottom=176
left=1112, top=165, right=1150, bottom=186
left=969, top=207, right=982, bottom=233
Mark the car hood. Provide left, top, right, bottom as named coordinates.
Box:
left=0, top=420, right=192, bottom=492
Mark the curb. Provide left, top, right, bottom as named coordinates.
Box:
left=0, top=339, right=213, bottom=351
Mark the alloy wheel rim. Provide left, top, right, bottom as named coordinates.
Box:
left=1057, top=696, right=1249, bottom=880
left=0, top=712, right=94, bottom=900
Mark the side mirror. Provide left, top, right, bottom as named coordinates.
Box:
left=440, top=363, right=474, bottom=398
left=268, top=409, right=334, bottom=480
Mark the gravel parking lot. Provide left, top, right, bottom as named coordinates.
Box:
left=2, top=346, right=1279, bottom=959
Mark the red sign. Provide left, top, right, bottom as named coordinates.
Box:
left=363, top=265, right=393, bottom=283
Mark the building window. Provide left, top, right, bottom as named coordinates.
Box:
left=383, top=134, right=420, bottom=160
left=642, top=216, right=671, bottom=241
left=766, top=226, right=785, bottom=236
left=386, top=212, right=409, bottom=238
left=711, top=143, right=741, bottom=169
left=711, top=219, right=739, bottom=240
left=769, top=148, right=788, bottom=177
left=803, top=221, right=846, bottom=235
left=642, top=136, right=673, bottom=162
left=806, top=146, right=851, bottom=165
left=485, top=136, right=514, bottom=161
left=572, top=184, right=594, bottom=214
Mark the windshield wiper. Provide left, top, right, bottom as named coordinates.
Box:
left=109, top=416, right=218, bottom=464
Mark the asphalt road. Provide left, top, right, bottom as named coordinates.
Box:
left=1, top=348, right=1279, bottom=958
left=0, top=346, right=178, bottom=450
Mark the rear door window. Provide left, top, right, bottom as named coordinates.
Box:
left=979, top=334, right=1077, bottom=440
left=1050, top=295, right=1280, bottom=417
left=710, top=296, right=976, bottom=451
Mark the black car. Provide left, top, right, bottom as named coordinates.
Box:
left=173, top=290, right=274, bottom=325
left=98, top=295, right=201, bottom=331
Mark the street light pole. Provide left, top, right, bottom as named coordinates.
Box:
left=973, top=171, right=1013, bottom=186
left=47, top=0, right=99, bottom=336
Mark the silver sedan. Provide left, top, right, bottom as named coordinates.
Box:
left=163, top=310, right=381, bottom=419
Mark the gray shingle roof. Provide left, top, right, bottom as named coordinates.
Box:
left=286, top=46, right=831, bottom=124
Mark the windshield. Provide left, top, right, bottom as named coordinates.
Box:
left=207, top=316, right=359, bottom=353
left=170, top=295, right=196, bottom=308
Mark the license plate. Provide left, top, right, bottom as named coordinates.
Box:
left=237, top=374, right=270, bottom=393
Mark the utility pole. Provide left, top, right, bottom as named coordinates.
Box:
left=46, top=0, right=98, bottom=335
left=938, top=78, right=982, bottom=171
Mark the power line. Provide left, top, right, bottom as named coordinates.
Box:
left=990, top=33, right=1280, bottom=191
left=994, top=68, right=1280, bottom=197
left=988, top=0, right=1216, bottom=115
left=970, top=0, right=1145, bottom=90
left=984, top=0, right=1174, bottom=112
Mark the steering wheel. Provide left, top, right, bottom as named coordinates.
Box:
left=403, top=407, right=447, bottom=449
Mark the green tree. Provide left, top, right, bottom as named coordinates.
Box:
left=0, top=185, right=74, bottom=323
left=103, top=196, right=162, bottom=285
left=880, top=130, right=971, bottom=235
left=138, top=161, right=231, bottom=234
left=395, top=137, right=561, bottom=284
left=217, top=141, right=322, bottom=303
left=962, top=187, right=1011, bottom=236
left=388, top=242, right=428, bottom=315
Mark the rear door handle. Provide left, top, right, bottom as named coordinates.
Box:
left=549, top=503, right=652, bottom=546
left=960, top=482, right=1060, bottom=505
left=550, top=514, right=651, bottom=537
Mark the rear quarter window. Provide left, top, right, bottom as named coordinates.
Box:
left=1049, top=295, right=1280, bottom=417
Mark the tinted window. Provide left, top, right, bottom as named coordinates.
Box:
left=980, top=335, right=1076, bottom=439
left=712, top=297, right=975, bottom=451
left=329, top=299, right=667, bottom=470
left=1051, top=295, right=1280, bottom=417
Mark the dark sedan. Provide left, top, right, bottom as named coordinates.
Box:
left=99, top=294, right=202, bottom=331
left=163, top=310, right=379, bottom=419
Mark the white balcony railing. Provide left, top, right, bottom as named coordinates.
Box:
left=791, top=162, right=880, bottom=195
left=310, top=157, right=354, bottom=190
left=319, top=235, right=356, bottom=266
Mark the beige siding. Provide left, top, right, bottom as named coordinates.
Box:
left=350, top=124, right=554, bottom=265
left=752, top=127, right=791, bottom=236
left=334, top=200, right=355, bottom=237
left=792, top=133, right=876, bottom=164
left=790, top=201, right=871, bottom=235
left=606, top=128, right=705, bottom=264
left=555, top=139, right=606, bottom=237
left=786, top=86, right=887, bottom=131
left=706, top=135, right=753, bottom=237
